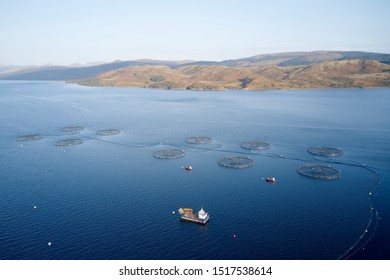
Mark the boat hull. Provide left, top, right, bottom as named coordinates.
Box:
left=180, top=215, right=209, bottom=224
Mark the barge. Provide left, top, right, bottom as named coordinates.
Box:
left=178, top=207, right=209, bottom=224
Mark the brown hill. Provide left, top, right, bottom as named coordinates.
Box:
left=76, top=60, right=390, bottom=90
left=3, top=51, right=390, bottom=81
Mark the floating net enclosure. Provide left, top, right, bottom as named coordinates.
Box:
left=218, top=156, right=254, bottom=168
left=96, top=129, right=120, bottom=136
left=240, top=141, right=271, bottom=151
left=186, top=136, right=213, bottom=144
left=16, top=134, right=44, bottom=142
left=153, top=149, right=185, bottom=159
left=61, top=126, right=84, bottom=132
left=297, top=164, right=341, bottom=179
left=54, top=138, right=84, bottom=147
left=308, top=147, right=343, bottom=157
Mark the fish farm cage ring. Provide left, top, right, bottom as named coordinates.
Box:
left=61, top=126, right=84, bottom=132
left=218, top=156, right=254, bottom=168
left=240, top=141, right=271, bottom=151
left=186, top=136, right=213, bottom=144
left=54, top=138, right=84, bottom=147
left=308, top=147, right=343, bottom=157
left=96, top=129, right=120, bottom=136
left=16, top=134, right=44, bottom=142
left=153, top=149, right=185, bottom=159
left=297, top=164, right=341, bottom=179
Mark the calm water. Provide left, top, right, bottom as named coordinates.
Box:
left=0, top=81, right=389, bottom=260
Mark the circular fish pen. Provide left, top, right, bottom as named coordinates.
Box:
left=218, top=156, right=254, bottom=168
left=54, top=138, right=84, bottom=147
left=240, top=141, right=271, bottom=151
left=186, top=136, right=213, bottom=144
left=61, top=126, right=84, bottom=132
left=308, top=146, right=343, bottom=157
left=16, top=134, right=44, bottom=142
left=297, top=164, right=341, bottom=179
left=96, top=129, right=120, bottom=136
left=153, top=149, right=185, bottom=159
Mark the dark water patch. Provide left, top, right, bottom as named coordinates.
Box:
left=240, top=141, right=271, bottom=151
left=16, top=134, right=44, bottom=141
left=153, top=149, right=185, bottom=159
left=308, top=146, right=343, bottom=157
left=54, top=138, right=84, bottom=146
left=96, top=129, right=120, bottom=136
left=61, top=126, right=84, bottom=133
left=186, top=136, right=213, bottom=144
left=218, top=156, right=254, bottom=168
left=297, top=163, right=341, bottom=179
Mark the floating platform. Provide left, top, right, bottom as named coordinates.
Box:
left=178, top=207, right=209, bottom=224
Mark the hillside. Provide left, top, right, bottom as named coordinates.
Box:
left=0, top=60, right=187, bottom=81
left=181, top=51, right=390, bottom=67
left=1, top=51, right=390, bottom=82
left=76, top=60, right=390, bottom=90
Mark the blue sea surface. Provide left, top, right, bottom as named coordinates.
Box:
left=0, top=81, right=389, bottom=260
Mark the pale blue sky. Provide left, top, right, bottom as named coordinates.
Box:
left=1, top=0, right=389, bottom=65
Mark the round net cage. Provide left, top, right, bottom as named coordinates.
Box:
left=186, top=136, right=213, bottom=144
left=54, top=138, right=84, bottom=147
left=297, top=164, right=341, bottom=179
left=218, top=156, right=254, bottom=168
left=16, top=134, right=44, bottom=142
left=96, top=129, right=120, bottom=136
left=240, top=141, right=271, bottom=151
left=308, top=147, right=343, bottom=157
left=153, top=149, right=185, bottom=159
left=61, top=126, right=84, bottom=132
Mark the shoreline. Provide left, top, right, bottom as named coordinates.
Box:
left=71, top=81, right=389, bottom=91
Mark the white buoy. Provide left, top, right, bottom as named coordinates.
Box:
left=233, top=234, right=236, bottom=238
left=20, top=144, right=23, bottom=147
left=172, top=211, right=175, bottom=214
left=48, top=242, right=52, bottom=246
left=33, top=205, right=37, bottom=209
left=365, top=230, right=368, bottom=233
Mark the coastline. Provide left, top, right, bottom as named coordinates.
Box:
left=71, top=80, right=390, bottom=91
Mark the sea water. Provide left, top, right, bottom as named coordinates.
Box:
left=0, top=81, right=389, bottom=259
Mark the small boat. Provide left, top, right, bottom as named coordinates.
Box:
left=266, top=177, right=276, bottom=182
left=185, top=165, right=192, bottom=171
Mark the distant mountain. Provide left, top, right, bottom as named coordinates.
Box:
left=0, top=60, right=185, bottom=81
left=217, top=51, right=390, bottom=67
left=0, top=64, right=42, bottom=75
left=76, top=59, right=390, bottom=90
left=172, top=51, right=390, bottom=68
left=1, top=51, right=390, bottom=89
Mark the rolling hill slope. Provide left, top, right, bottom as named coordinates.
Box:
left=76, top=59, right=390, bottom=90
left=1, top=51, right=390, bottom=90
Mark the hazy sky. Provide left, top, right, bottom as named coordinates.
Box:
left=1, top=0, right=389, bottom=65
